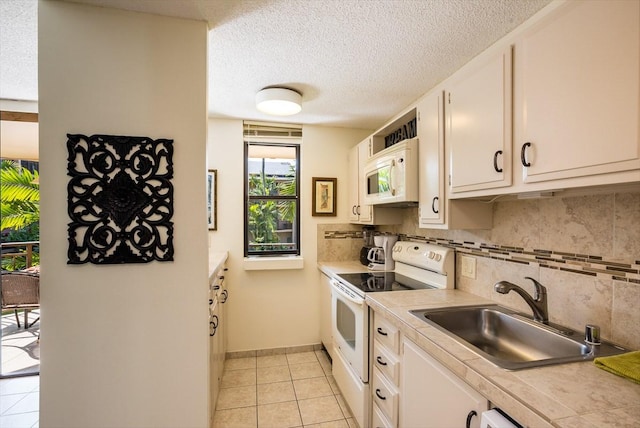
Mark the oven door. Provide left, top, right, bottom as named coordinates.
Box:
left=330, top=279, right=368, bottom=383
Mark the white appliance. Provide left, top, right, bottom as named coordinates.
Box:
left=363, top=137, right=419, bottom=206
left=480, top=409, right=520, bottom=428
left=330, top=241, right=455, bottom=428
left=366, top=234, right=398, bottom=271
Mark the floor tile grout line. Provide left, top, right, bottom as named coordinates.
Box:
left=214, top=351, right=350, bottom=427
left=1, top=391, right=31, bottom=416
left=288, top=355, right=303, bottom=427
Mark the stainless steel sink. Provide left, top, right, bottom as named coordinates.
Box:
left=410, top=305, right=627, bottom=370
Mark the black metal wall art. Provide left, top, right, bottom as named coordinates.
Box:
left=66, top=134, right=174, bottom=264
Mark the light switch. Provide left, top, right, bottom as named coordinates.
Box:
left=461, top=255, right=476, bottom=279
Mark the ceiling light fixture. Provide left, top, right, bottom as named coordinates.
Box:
left=256, top=87, right=302, bottom=116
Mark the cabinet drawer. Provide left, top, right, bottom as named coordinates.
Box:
left=372, top=367, right=398, bottom=427
left=373, top=340, right=400, bottom=385
left=373, top=314, right=399, bottom=353
left=372, top=403, right=393, bottom=428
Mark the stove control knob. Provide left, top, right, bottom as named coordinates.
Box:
left=428, top=251, right=435, bottom=259
left=434, top=254, right=442, bottom=262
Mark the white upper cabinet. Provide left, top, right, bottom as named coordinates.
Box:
left=417, top=89, right=493, bottom=230
left=348, top=139, right=372, bottom=223
left=447, top=47, right=513, bottom=195
left=516, top=0, right=640, bottom=184
left=417, top=90, right=445, bottom=225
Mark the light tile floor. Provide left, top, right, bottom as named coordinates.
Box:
left=214, top=350, right=356, bottom=428
left=0, top=375, right=39, bottom=428
left=0, top=350, right=350, bottom=428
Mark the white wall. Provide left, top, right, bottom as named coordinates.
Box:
left=208, top=119, right=370, bottom=351
left=38, top=2, right=208, bottom=427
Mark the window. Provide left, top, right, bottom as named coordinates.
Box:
left=244, top=123, right=301, bottom=257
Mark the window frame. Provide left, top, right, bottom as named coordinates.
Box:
left=244, top=141, right=301, bottom=257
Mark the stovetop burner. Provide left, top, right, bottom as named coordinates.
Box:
left=336, top=272, right=435, bottom=294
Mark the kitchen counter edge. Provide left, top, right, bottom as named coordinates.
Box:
left=319, top=262, right=640, bottom=428
left=209, top=251, right=228, bottom=284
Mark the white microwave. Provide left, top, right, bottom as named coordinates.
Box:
left=363, top=137, right=418, bottom=206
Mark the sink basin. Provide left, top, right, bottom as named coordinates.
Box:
left=410, top=305, right=626, bottom=370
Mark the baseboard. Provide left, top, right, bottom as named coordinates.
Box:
left=226, top=343, right=323, bottom=359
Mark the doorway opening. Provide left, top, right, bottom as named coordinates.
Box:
left=1, top=110, right=40, bottom=378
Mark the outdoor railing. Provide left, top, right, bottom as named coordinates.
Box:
left=0, top=241, right=39, bottom=270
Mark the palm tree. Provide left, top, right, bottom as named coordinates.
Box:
left=1, top=160, right=40, bottom=233
left=248, top=172, right=279, bottom=248
left=247, top=166, right=296, bottom=250
left=1, top=161, right=40, bottom=270
left=277, top=165, right=296, bottom=224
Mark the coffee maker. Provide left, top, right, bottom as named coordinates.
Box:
left=359, top=226, right=376, bottom=266
left=367, top=234, right=398, bottom=271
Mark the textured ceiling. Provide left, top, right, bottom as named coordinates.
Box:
left=1, top=0, right=552, bottom=130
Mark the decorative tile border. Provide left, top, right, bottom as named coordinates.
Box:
left=401, top=234, right=640, bottom=285
left=321, top=229, right=640, bottom=284
left=323, top=230, right=362, bottom=239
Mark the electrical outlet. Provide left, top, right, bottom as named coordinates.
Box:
left=461, top=255, right=476, bottom=279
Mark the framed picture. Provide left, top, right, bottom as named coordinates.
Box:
left=207, top=169, right=217, bottom=230
left=312, top=177, right=337, bottom=216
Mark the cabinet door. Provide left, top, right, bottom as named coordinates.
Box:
left=518, top=0, right=640, bottom=183
left=357, top=140, right=373, bottom=223
left=348, top=139, right=374, bottom=223
left=218, top=287, right=226, bottom=381
left=348, top=144, right=360, bottom=222
left=209, top=299, right=221, bottom=415
left=400, top=338, right=487, bottom=428
left=418, top=90, right=445, bottom=225
left=447, top=48, right=512, bottom=194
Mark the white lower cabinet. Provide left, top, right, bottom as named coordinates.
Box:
left=400, top=337, right=487, bottom=428
left=210, top=264, right=228, bottom=427
left=372, top=402, right=393, bottom=428
left=372, top=367, right=399, bottom=426
left=371, top=311, right=401, bottom=427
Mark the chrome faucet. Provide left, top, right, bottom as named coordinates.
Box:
left=494, top=277, right=549, bottom=324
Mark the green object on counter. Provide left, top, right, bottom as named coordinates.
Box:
left=594, top=350, right=640, bottom=384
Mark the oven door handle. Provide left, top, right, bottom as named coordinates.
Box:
left=330, top=279, right=364, bottom=306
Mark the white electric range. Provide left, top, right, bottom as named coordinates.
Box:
left=328, top=241, right=455, bottom=428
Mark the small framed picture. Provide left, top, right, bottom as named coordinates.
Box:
left=207, top=169, right=217, bottom=230
left=312, top=177, right=337, bottom=216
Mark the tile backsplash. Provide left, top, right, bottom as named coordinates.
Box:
left=317, top=224, right=366, bottom=263
left=318, top=191, right=640, bottom=350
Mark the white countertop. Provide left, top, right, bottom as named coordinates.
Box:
left=319, top=262, right=640, bottom=428
left=318, top=260, right=371, bottom=277
left=209, top=251, right=228, bottom=284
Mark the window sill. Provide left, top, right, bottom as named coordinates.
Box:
left=243, top=256, right=304, bottom=271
